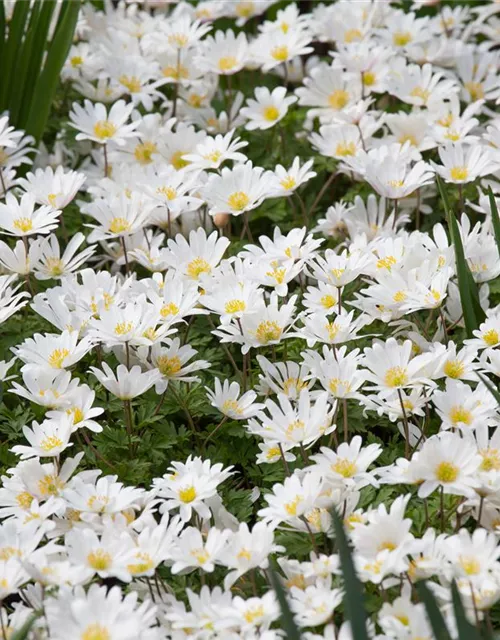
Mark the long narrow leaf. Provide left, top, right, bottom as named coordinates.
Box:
left=25, top=0, right=80, bottom=142
left=331, top=509, right=370, bottom=640
left=8, top=0, right=42, bottom=122
left=268, top=560, right=302, bottom=640
left=478, top=373, right=500, bottom=406
left=451, top=581, right=481, bottom=640
left=487, top=186, right=500, bottom=257
left=437, top=176, right=485, bottom=336
left=415, top=581, right=452, bottom=640
left=0, top=0, right=31, bottom=109
left=10, top=613, right=38, bottom=640
left=0, top=1, right=5, bottom=65
left=18, top=0, right=57, bottom=125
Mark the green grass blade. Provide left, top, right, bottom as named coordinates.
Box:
left=415, top=581, right=452, bottom=640
left=25, top=0, right=80, bottom=143
left=18, top=0, right=57, bottom=125
left=10, top=614, right=38, bottom=640
left=0, top=0, right=31, bottom=109
left=8, top=0, right=42, bottom=122
left=0, top=2, right=5, bottom=64
left=268, top=560, right=302, bottom=640
left=451, top=581, right=481, bottom=640
left=487, top=186, right=500, bottom=257
left=478, top=373, right=500, bottom=406
left=331, top=509, right=370, bottom=640
left=436, top=175, right=485, bottom=336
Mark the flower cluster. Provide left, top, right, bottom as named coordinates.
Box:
left=0, top=0, right=500, bottom=639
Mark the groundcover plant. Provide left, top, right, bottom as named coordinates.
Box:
left=3, top=0, right=500, bottom=638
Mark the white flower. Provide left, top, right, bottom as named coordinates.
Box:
left=241, top=87, right=297, bottom=130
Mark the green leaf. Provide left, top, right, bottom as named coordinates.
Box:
left=268, top=560, right=302, bottom=640
left=25, top=0, right=81, bottom=142
left=18, top=0, right=57, bottom=125
left=10, top=613, right=38, bottom=640
left=331, top=509, right=370, bottom=640
left=487, top=186, right=500, bottom=258
left=437, top=176, right=485, bottom=337
left=415, top=581, right=451, bottom=640
left=478, top=373, right=500, bottom=406
left=0, top=0, right=31, bottom=109
left=451, top=581, right=481, bottom=640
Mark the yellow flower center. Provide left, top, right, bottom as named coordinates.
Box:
left=162, top=64, right=189, bottom=80
left=38, top=474, right=64, bottom=496
left=410, top=86, right=430, bottom=103
left=48, top=348, right=70, bottom=369
left=328, top=89, right=349, bottom=110
left=465, top=81, right=484, bottom=101
left=222, top=399, right=242, bottom=415
left=393, top=290, right=407, bottom=303
left=399, top=134, right=417, bottom=146
left=191, top=548, right=210, bottom=564
left=435, top=461, right=459, bottom=483
left=271, top=45, right=289, bottom=62
left=156, top=186, right=177, bottom=200
left=393, top=31, right=412, bottom=46
left=114, top=321, right=133, bottom=335
left=280, top=176, right=296, bottom=190
left=87, top=495, right=109, bottom=511
left=387, top=179, right=405, bottom=188
left=244, top=606, right=265, bottom=624
left=237, top=547, right=251, bottom=561
left=16, top=492, right=33, bottom=509
left=335, top=141, right=356, bottom=156
left=444, top=130, right=461, bottom=142
left=378, top=541, right=397, bottom=552
left=0, top=546, right=21, bottom=561
left=449, top=406, right=473, bottom=426
left=443, top=359, right=465, bottom=379
left=81, top=623, right=111, bottom=640
left=46, top=257, right=64, bottom=276
left=325, top=321, right=340, bottom=341
left=330, top=267, right=345, bottom=280
left=266, top=268, right=286, bottom=284
left=284, top=495, right=302, bottom=516
left=263, top=105, right=280, bottom=121
left=377, top=255, right=397, bottom=270
left=228, top=191, right=250, bottom=211
left=203, top=150, right=222, bottom=163
left=255, top=320, right=282, bottom=344
left=218, top=56, right=238, bottom=72
left=344, top=28, right=362, bottom=43
left=170, top=150, right=189, bottom=170
left=283, top=377, right=306, bottom=395
left=450, top=166, right=468, bottom=181
left=13, top=217, right=33, bottom=233
left=285, top=574, right=306, bottom=589
left=87, top=549, right=112, bottom=571
left=127, top=552, right=154, bottom=575
left=109, top=217, right=131, bottom=234
left=459, top=556, right=481, bottom=576
left=384, top=366, right=408, bottom=388
left=67, top=406, right=84, bottom=424
left=70, top=55, right=83, bottom=67
left=187, top=257, right=211, bottom=279
left=39, top=436, right=63, bottom=452
left=331, top=458, right=357, bottom=478
left=160, top=302, right=180, bottom=317
left=362, top=71, right=376, bottom=86
left=179, top=485, right=197, bottom=503
left=286, top=419, right=305, bottom=436
left=119, top=75, right=141, bottom=93
left=480, top=448, right=500, bottom=472
left=225, top=299, right=246, bottom=314
left=236, top=1, right=254, bottom=17
left=93, top=120, right=117, bottom=140
left=320, top=294, right=336, bottom=309
left=157, top=355, right=182, bottom=377
left=168, top=33, right=188, bottom=47
left=134, top=141, right=157, bottom=165
left=483, top=329, right=499, bottom=346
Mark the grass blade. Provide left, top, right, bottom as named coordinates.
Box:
left=478, top=372, right=500, bottom=406
left=10, top=613, right=38, bottom=640
left=268, top=560, right=302, bottom=640
left=18, top=0, right=57, bottom=125
left=331, top=509, right=370, bottom=640
left=415, top=581, right=451, bottom=640
left=25, top=0, right=80, bottom=143
left=436, top=175, right=485, bottom=336
left=451, top=581, right=481, bottom=640
left=487, top=186, right=500, bottom=257
left=0, top=0, right=31, bottom=109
